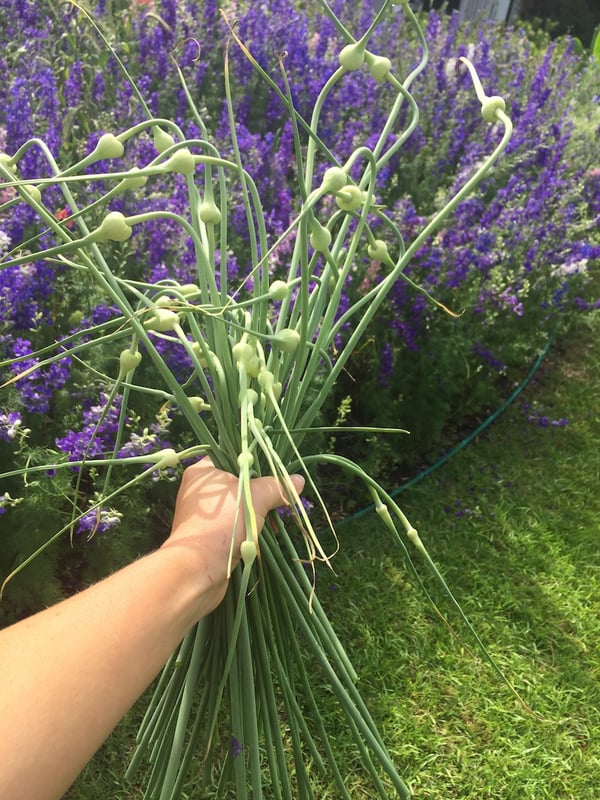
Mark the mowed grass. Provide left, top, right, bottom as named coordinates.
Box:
left=67, top=312, right=600, bottom=799
left=318, top=312, right=600, bottom=799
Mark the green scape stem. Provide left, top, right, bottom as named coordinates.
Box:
left=247, top=586, right=299, bottom=800
left=221, top=13, right=338, bottom=181
left=0, top=325, right=124, bottom=374
left=157, top=620, right=206, bottom=800
left=261, top=526, right=410, bottom=799
left=259, top=577, right=352, bottom=797
left=203, top=559, right=257, bottom=760
left=260, top=581, right=327, bottom=796
left=125, top=629, right=197, bottom=779
left=296, top=106, right=513, bottom=433
left=223, top=40, right=268, bottom=303
left=303, top=66, right=346, bottom=191
left=279, top=160, right=379, bottom=436
left=239, top=599, right=263, bottom=796
left=292, top=451, right=538, bottom=717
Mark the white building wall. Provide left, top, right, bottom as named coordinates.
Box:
left=458, top=0, right=513, bottom=22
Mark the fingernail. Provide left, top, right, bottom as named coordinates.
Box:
left=291, top=474, right=305, bottom=491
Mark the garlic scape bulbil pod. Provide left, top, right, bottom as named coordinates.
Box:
left=0, top=0, right=514, bottom=796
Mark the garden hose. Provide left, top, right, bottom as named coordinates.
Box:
left=335, top=329, right=558, bottom=527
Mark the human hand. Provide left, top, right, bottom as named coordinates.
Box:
left=161, top=458, right=304, bottom=615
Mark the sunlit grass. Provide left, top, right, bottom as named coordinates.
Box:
left=321, top=313, right=600, bottom=799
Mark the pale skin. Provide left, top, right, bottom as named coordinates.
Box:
left=0, top=458, right=304, bottom=800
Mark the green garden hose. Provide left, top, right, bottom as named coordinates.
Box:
left=336, top=331, right=558, bottom=527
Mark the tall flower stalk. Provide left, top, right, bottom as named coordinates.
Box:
left=0, top=1, right=513, bottom=796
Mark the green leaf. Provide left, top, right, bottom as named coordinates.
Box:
left=592, top=25, right=600, bottom=64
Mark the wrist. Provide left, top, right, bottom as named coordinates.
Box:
left=157, top=538, right=230, bottom=625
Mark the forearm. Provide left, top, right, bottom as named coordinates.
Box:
left=0, top=543, right=211, bottom=800
left=0, top=460, right=300, bottom=800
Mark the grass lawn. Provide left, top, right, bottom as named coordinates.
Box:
left=321, top=312, right=600, bottom=799
left=68, top=311, right=600, bottom=799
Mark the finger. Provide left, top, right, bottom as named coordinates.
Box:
left=289, top=473, right=305, bottom=496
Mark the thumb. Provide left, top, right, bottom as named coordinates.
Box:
left=249, top=473, right=305, bottom=519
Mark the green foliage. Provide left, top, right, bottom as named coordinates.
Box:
left=592, top=25, right=600, bottom=64
left=520, top=0, right=600, bottom=48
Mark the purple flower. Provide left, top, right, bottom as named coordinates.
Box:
left=77, top=505, right=122, bottom=536
left=63, top=60, right=84, bottom=107
left=56, top=392, right=126, bottom=463
left=9, top=338, right=71, bottom=414
left=0, top=492, right=23, bottom=515
left=278, top=494, right=313, bottom=518
left=0, top=410, right=23, bottom=442
left=117, top=409, right=173, bottom=470
left=519, top=401, right=569, bottom=428
left=231, top=737, right=244, bottom=759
